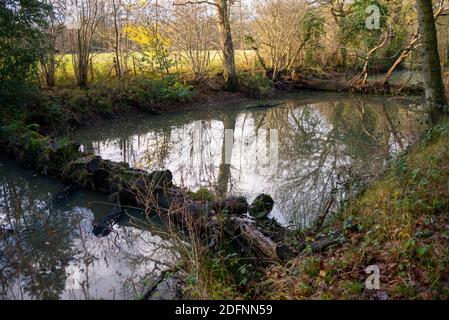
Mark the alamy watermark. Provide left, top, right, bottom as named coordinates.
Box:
left=365, top=265, right=380, bottom=290
left=366, top=5, right=381, bottom=30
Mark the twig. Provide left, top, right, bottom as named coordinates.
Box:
left=313, top=196, right=335, bottom=233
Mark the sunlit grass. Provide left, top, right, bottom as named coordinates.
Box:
left=52, top=50, right=257, bottom=86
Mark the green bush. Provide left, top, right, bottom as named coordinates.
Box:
left=0, top=0, right=51, bottom=105
left=238, top=72, right=274, bottom=98
left=26, top=94, right=69, bottom=127
left=2, top=74, right=196, bottom=131
left=120, top=76, right=194, bottom=110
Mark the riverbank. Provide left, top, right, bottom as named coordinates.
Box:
left=256, top=119, right=449, bottom=299
left=2, top=70, right=434, bottom=136
left=174, top=118, right=449, bottom=300
left=1, top=76, right=256, bottom=135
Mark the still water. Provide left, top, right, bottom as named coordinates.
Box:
left=74, top=92, right=426, bottom=226
left=1, top=92, right=427, bottom=299
left=0, top=159, right=172, bottom=300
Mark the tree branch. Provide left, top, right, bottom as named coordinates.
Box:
left=173, top=0, right=218, bottom=8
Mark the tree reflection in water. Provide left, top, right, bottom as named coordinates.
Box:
left=0, top=160, right=172, bottom=300
left=74, top=94, right=426, bottom=227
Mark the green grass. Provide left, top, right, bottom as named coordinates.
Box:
left=260, top=119, right=449, bottom=299
left=51, top=50, right=257, bottom=86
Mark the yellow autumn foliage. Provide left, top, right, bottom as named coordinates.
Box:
left=123, top=24, right=171, bottom=48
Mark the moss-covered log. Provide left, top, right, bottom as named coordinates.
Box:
left=0, top=123, right=293, bottom=263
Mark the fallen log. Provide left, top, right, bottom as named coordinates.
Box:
left=231, top=216, right=278, bottom=260
left=92, top=206, right=124, bottom=237
left=246, top=102, right=284, bottom=110
left=310, top=230, right=345, bottom=253
left=274, top=76, right=424, bottom=96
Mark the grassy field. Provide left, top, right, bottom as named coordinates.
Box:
left=51, top=50, right=258, bottom=86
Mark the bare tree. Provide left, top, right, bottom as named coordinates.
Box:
left=168, top=4, right=216, bottom=78
left=68, top=0, right=106, bottom=87
left=174, top=0, right=238, bottom=90
left=111, top=0, right=123, bottom=78
left=252, top=0, right=324, bottom=79
left=40, top=0, right=66, bottom=87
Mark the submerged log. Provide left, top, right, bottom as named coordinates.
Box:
left=92, top=206, right=124, bottom=237
left=246, top=102, right=284, bottom=110
left=53, top=184, right=78, bottom=203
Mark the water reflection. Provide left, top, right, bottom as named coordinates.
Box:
left=0, top=159, right=171, bottom=300
left=73, top=93, right=426, bottom=226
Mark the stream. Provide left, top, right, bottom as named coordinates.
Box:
left=0, top=92, right=428, bottom=299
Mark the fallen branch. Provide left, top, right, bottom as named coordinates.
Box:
left=274, top=76, right=424, bottom=95
left=313, top=196, right=335, bottom=233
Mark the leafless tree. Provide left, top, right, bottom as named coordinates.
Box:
left=40, top=0, right=66, bottom=87
left=111, top=0, right=123, bottom=78
left=68, top=0, right=107, bottom=87
left=174, top=0, right=238, bottom=90
left=168, top=3, right=217, bottom=78
left=252, top=0, right=324, bottom=79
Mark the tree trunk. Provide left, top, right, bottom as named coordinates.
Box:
left=113, top=0, right=122, bottom=79
left=416, top=0, right=447, bottom=123
left=215, top=0, right=238, bottom=91
left=47, top=59, right=56, bottom=87
left=340, top=47, right=347, bottom=67
left=76, top=29, right=88, bottom=88
left=41, top=55, right=56, bottom=88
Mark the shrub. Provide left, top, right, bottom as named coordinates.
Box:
left=118, top=76, right=194, bottom=110
left=238, top=72, right=274, bottom=98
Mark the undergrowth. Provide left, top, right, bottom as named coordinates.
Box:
left=259, top=119, right=449, bottom=299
